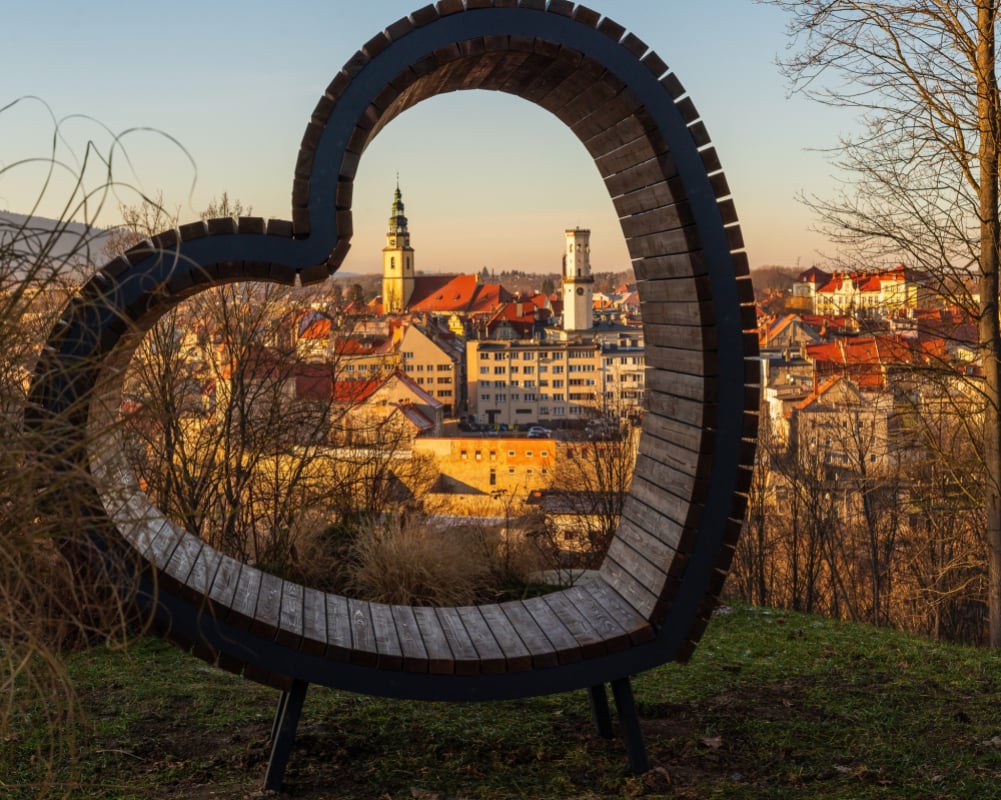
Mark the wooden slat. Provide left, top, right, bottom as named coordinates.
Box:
left=325, top=593, right=352, bottom=663
left=594, top=136, right=661, bottom=181
left=370, top=603, right=404, bottom=671
left=643, top=321, right=717, bottom=351
left=637, top=433, right=713, bottom=480
left=457, top=606, right=507, bottom=674
left=207, top=554, right=242, bottom=613
left=599, top=547, right=661, bottom=621
left=640, top=298, right=715, bottom=327
left=627, top=475, right=702, bottom=532
left=542, top=590, right=608, bottom=659
left=435, top=607, right=481, bottom=676
left=620, top=203, right=696, bottom=239
left=184, top=544, right=221, bottom=599
left=250, top=572, right=283, bottom=639
left=476, top=603, right=532, bottom=672
left=225, top=565, right=262, bottom=631
left=276, top=580, right=304, bottom=649
left=642, top=408, right=710, bottom=454
left=497, top=601, right=559, bottom=669
left=613, top=515, right=681, bottom=573
left=146, top=519, right=184, bottom=572
left=391, top=605, right=430, bottom=673
left=413, top=606, right=454, bottom=675
left=634, top=451, right=704, bottom=498
left=627, top=225, right=702, bottom=259
left=612, top=180, right=676, bottom=218
left=637, top=270, right=710, bottom=296
left=347, top=598, right=379, bottom=668
left=606, top=536, right=669, bottom=598
left=583, top=113, right=648, bottom=161
left=519, top=597, right=583, bottom=665
left=162, top=532, right=203, bottom=588
left=582, top=580, right=657, bottom=644
left=644, top=369, right=714, bottom=404
left=300, top=587, right=327, bottom=657
left=644, top=344, right=716, bottom=377
left=603, top=156, right=673, bottom=200
left=132, top=517, right=168, bottom=561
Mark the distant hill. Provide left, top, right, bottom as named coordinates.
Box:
left=0, top=211, right=111, bottom=283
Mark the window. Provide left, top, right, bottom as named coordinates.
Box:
left=523, top=366, right=535, bottom=375
left=438, top=364, right=451, bottom=372
left=489, top=450, right=497, bottom=460
left=494, top=366, right=505, bottom=374
left=541, top=450, right=549, bottom=457
left=526, top=450, right=533, bottom=457
left=510, top=366, right=520, bottom=374
left=461, top=450, right=468, bottom=460
left=481, top=393, right=491, bottom=400
left=479, top=366, right=490, bottom=374
left=489, top=468, right=496, bottom=486
left=496, top=394, right=506, bottom=402
left=475, top=450, right=482, bottom=461
left=508, top=467, right=516, bottom=475
left=508, top=450, right=516, bottom=457
left=553, top=380, right=564, bottom=388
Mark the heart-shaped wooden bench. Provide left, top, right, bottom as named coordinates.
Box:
left=29, top=1, right=758, bottom=789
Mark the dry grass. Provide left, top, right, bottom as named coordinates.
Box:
left=345, top=515, right=542, bottom=605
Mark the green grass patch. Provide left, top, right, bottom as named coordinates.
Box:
left=7, top=604, right=1001, bottom=798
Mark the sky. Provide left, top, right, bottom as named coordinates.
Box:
left=1, top=1, right=853, bottom=275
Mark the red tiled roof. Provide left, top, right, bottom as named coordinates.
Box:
left=794, top=375, right=844, bottom=410
left=407, top=274, right=512, bottom=314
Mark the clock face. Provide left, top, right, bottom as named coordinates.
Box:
left=576, top=287, right=584, bottom=296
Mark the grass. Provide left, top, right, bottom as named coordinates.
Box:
left=6, top=604, right=1001, bottom=799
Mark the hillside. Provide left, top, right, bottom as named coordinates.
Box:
left=7, top=604, right=1001, bottom=799
left=1, top=211, right=111, bottom=282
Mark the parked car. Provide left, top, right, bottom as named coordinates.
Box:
left=527, top=425, right=553, bottom=438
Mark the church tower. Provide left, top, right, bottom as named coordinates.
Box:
left=562, top=227, right=593, bottom=332
left=382, top=181, right=415, bottom=313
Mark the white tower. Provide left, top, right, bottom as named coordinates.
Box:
left=562, top=227, right=593, bottom=332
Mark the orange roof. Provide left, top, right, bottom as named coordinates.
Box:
left=407, top=274, right=512, bottom=314
left=794, top=375, right=844, bottom=411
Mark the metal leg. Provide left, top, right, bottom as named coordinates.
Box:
left=611, top=677, right=649, bottom=774
left=264, top=679, right=309, bottom=791
left=588, top=684, right=614, bottom=739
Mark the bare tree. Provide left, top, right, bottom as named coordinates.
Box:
left=769, top=0, right=1001, bottom=644
left=547, top=422, right=638, bottom=568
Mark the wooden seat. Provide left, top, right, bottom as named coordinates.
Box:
left=31, top=1, right=758, bottom=788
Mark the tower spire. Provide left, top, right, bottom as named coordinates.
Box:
left=382, top=181, right=415, bottom=314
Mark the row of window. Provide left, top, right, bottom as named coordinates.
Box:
left=460, top=448, right=550, bottom=460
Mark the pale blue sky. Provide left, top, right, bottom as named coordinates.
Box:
left=2, top=1, right=850, bottom=274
